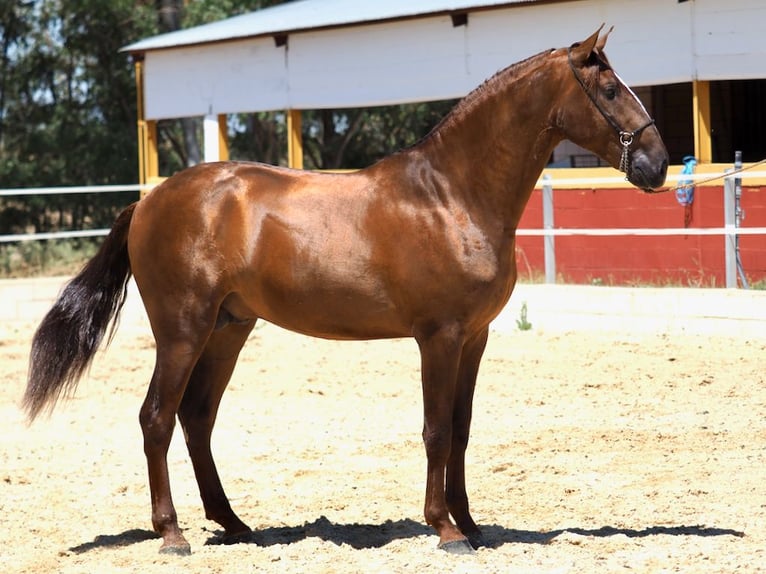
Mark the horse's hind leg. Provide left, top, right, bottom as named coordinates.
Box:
left=177, top=319, right=256, bottom=540
left=140, top=333, right=210, bottom=555
left=446, top=327, right=489, bottom=549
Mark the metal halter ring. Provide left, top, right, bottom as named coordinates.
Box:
left=619, top=131, right=634, bottom=147
left=619, top=132, right=633, bottom=175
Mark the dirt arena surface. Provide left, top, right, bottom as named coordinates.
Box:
left=1, top=309, right=764, bottom=573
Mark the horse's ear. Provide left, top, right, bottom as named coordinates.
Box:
left=595, top=25, right=614, bottom=53
left=569, top=24, right=605, bottom=66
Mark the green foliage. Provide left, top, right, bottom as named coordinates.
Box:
left=228, top=111, right=288, bottom=166
left=516, top=302, right=532, bottom=331
left=0, top=0, right=157, bottom=189
left=0, top=0, right=158, bottom=276
left=0, top=238, right=100, bottom=278
left=300, top=100, right=458, bottom=170
left=183, top=0, right=285, bottom=26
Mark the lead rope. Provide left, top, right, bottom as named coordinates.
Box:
left=650, top=156, right=766, bottom=195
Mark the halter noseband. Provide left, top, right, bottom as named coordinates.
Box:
left=567, top=47, right=655, bottom=179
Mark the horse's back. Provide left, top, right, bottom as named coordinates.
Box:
left=130, top=161, right=364, bottom=245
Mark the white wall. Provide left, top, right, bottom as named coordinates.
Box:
left=145, top=37, right=288, bottom=119
left=693, top=0, right=766, bottom=81
left=142, top=0, right=766, bottom=120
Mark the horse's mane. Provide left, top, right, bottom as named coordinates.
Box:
left=416, top=48, right=555, bottom=146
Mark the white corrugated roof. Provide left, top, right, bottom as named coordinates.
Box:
left=122, top=0, right=545, bottom=53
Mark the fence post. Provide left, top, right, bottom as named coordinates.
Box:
left=542, top=174, right=556, bottom=283
left=723, top=169, right=737, bottom=288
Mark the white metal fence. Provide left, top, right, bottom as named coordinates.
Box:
left=0, top=184, right=146, bottom=243
left=515, top=169, right=766, bottom=288
left=1, top=171, right=765, bottom=287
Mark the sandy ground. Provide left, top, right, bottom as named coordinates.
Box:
left=1, top=312, right=765, bottom=573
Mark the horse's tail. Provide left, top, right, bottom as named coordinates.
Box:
left=24, top=202, right=137, bottom=421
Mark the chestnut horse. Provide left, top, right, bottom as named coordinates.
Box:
left=25, top=27, right=667, bottom=555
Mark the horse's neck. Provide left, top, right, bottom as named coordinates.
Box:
left=417, top=56, right=564, bottom=227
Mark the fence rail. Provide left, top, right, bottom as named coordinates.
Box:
left=1, top=170, right=763, bottom=286
left=517, top=227, right=766, bottom=237
left=0, top=184, right=147, bottom=243
left=0, top=229, right=112, bottom=243
left=0, top=183, right=148, bottom=197
left=533, top=169, right=766, bottom=187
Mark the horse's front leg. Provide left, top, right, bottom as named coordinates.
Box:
left=446, top=326, right=489, bottom=550
left=415, top=323, right=475, bottom=554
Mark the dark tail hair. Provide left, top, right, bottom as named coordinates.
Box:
left=24, top=203, right=137, bottom=421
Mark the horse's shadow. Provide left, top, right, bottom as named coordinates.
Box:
left=207, top=518, right=745, bottom=549
left=68, top=517, right=745, bottom=554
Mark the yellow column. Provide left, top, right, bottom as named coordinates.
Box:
left=693, top=80, right=712, bottom=164
left=135, top=57, right=159, bottom=195
left=287, top=109, right=303, bottom=169
left=218, top=114, right=229, bottom=161
left=144, top=120, right=158, bottom=182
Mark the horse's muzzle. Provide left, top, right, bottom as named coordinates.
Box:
left=629, top=153, right=669, bottom=192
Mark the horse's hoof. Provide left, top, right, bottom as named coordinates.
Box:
left=438, top=538, right=476, bottom=555
left=467, top=532, right=488, bottom=550
left=159, top=542, right=192, bottom=556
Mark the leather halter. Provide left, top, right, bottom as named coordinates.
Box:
left=568, top=47, right=655, bottom=178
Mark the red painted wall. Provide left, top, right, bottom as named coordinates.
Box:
left=516, top=185, right=766, bottom=286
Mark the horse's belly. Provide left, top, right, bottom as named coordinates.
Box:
left=260, top=293, right=408, bottom=340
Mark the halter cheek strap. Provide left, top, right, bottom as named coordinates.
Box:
left=567, top=47, right=655, bottom=179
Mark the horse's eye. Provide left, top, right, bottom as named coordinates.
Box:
left=604, top=84, right=618, bottom=100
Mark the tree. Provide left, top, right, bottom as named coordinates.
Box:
left=0, top=0, right=157, bottom=274
left=0, top=0, right=157, bottom=244
left=299, top=101, right=457, bottom=170
left=0, top=1, right=157, bottom=188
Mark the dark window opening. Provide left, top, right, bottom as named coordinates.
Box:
left=711, top=79, right=766, bottom=163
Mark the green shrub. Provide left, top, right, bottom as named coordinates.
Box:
left=0, top=238, right=100, bottom=278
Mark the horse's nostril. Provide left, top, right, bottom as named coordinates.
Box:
left=655, top=158, right=669, bottom=186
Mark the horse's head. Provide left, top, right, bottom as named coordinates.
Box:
left=555, top=26, right=669, bottom=191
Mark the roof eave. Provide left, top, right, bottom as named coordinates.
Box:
left=121, top=0, right=554, bottom=55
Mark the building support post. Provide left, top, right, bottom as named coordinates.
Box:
left=134, top=56, right=158, bottom=196
left=218, top=114, right=229, bottom=161
left=203, top=114, right=222, bottom=163
left=287, top=109, right=303, bottom=169
left=693, top=80, right=712, bottom=164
